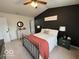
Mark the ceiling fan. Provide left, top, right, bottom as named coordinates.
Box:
left=24, top=0, right=47, bottom=8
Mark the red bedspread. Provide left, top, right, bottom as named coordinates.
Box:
left=26, top=34, right=49, bottom=59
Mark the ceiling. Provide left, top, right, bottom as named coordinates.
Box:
left=0, top=0, right=79, bottom=17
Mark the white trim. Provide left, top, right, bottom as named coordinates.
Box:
left=71, top=45, right=79, bottom=49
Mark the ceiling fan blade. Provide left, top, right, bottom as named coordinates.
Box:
left=37, top=1, right=47, bottom=4
left=24, top=1, right=32, bottom=5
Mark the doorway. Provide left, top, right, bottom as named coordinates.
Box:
left=0, top=17, right=10, bottom=43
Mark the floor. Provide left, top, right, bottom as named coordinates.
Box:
left=5, top=40, right=79, bottom=59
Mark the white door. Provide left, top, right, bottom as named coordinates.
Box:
left=30, top=20, right=35, bottom=34
left=0, top=17, right=10, bottom=43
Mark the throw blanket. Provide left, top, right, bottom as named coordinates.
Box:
left=26, top=34, right=49, bottom=59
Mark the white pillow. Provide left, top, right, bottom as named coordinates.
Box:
left=48, top=29, right=58, bottom=36
left=41, top=29, right=49, bottom=33
left=41, top=29, right=58, bottom=36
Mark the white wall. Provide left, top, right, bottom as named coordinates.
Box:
left=0, top=12, right=35, bottom=41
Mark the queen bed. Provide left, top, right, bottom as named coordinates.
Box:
left=22, top=29, right=58, bottom=59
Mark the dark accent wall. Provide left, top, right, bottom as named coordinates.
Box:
left=35, top=4, right=79, bottom=47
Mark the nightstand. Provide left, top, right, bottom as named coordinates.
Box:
left=58, top=35, right=71, bottom=49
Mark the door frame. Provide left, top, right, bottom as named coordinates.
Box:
left=0, top=17, right=11, bottom=43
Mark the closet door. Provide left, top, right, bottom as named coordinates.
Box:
left=0, top=17, right=10, bottom=43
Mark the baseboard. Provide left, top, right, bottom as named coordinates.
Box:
left=71, top=45, right=79, bottom=49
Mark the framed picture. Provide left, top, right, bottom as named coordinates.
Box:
left=44, top=15, right=58, bottom=21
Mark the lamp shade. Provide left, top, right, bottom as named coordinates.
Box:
left=37, top=25, right=40, bottom=29
left=59, top=26, right=66, bottom=31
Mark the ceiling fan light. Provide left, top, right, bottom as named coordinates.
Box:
left=31, top=1, right=37, bottom=8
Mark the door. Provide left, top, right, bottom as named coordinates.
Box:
left=0, top=17, right=10, bottom=43
left=29, top=20, right=35, bottom=34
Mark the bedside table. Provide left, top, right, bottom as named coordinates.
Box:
left=58, top=36, right=71, bottom=49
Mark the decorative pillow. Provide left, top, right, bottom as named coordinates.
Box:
left=43, top=30, right=49, bottom=34
left=41, top=29, right=58, bottom=36
left=41, top=29, right=49, bottom=33
left=48, top=29, right=58, bottom=36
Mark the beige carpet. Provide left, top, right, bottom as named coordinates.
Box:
left=5, top=40, right=79, bottom=59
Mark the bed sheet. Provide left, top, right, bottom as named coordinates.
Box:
left=34, top=33, right=57, bottom=59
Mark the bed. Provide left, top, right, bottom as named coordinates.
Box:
left=22, top=29, right=58, bottom=59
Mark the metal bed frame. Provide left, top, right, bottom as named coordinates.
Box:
left=22, top=37, right=39, bottom=59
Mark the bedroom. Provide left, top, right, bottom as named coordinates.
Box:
left=0, top=0, right=79, bottom=59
